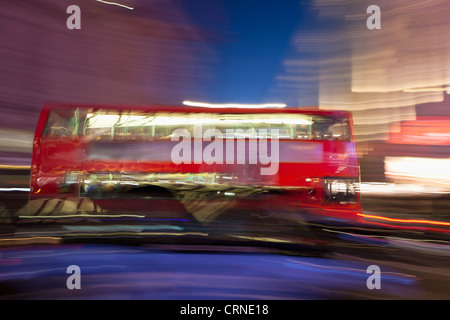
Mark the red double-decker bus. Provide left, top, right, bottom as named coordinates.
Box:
left=29, top=103, right=362, bottom=227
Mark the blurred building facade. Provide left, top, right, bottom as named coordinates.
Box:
left=0, top=0, right=217, bottom=166
left=273, top=0, right=450, bottom=189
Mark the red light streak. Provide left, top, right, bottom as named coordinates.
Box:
left=358, top=213, right=450, bottom=227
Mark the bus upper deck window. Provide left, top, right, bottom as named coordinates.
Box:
left=311, top=117, right=350, bottom=141
left=43, top=109, right=78, bottom=138
left=328, top=119, right=350, bottom=141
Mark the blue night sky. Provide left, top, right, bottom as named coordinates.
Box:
left=179, top=0, right=317, bottom=105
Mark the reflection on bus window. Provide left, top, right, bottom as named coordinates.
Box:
left=43, top=109, right=78, bottom=138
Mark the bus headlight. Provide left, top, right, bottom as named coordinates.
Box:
left=324, top=178, right=359, bottom=203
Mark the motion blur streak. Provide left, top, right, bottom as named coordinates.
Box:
left=0, top=165, right=30, bottom=170
left=0, top=245, right=422, bottom=299
left=45, top=232, right=209, bottom=238
left=359, top=183, right=446, bottom=195
left=273, top=0, right=450, bottom=155
left=18, top=214, right=146, bottom=219
left=1, top=0, right=450, bottom=300
left=269, top=0, right=450, bottom=238
left=0, top=237, right=61, bottom=246
left=389, top=118, right=450, bottom=146
left=0, top=0, right=218, bottom=167
left=385, top=157, right=450, bottom=189
left=358, top=213, right=450, bottom=227
left=359, top=221, right=450, bottom=234
left=0, top=259, right=23, bottom=266
left=285, top=258, right=417, bottom=284
left=390, top=239, right=450, bottom=255
left=328, top=229, right=450, bottom=256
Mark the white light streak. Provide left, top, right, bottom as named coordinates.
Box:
left=0, top=188, right=30, bottom=192
left=19, top=214, right=145, bottom=219
left=385, top=157, right=450, bottom=185
left=182, top=101, right=286, bottom=109
left=403, top=87, right=450, bottom=93
left=96, top=0, right=134, bottom=10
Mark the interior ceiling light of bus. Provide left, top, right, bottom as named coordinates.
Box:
left=85, top=113, right=313, bottom=128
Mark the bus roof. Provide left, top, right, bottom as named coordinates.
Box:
left=42, top=102, right=352, bottom=118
